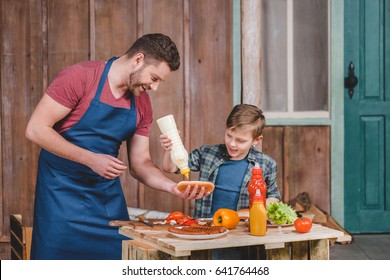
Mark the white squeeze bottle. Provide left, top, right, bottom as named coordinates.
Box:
left=156, top=115, right=190, bottom=179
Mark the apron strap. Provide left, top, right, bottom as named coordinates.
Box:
left=94, top=56, right=117, bottom=100
left=130, top=93, right=135, bottom=112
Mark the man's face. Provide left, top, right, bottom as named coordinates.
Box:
left=224, top=128, right=261, bottom=160
left=128, top=61, right=171, bottom=96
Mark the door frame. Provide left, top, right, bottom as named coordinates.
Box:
left=330, top=0, right=345, bottom=226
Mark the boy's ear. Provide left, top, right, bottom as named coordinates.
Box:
left=253, top=135, right=263, bottom=146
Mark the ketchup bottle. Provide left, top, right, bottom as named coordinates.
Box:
left=248, top=162, right=267, bottom=208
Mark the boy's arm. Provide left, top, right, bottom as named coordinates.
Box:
left=162, top=148, right=178, bottom=173
left=265, top=158, right=281, bottom=203
left=160, top=134, right=179, bottom=173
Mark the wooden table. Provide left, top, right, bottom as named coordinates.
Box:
left=119, top=222, right=345, bottom=260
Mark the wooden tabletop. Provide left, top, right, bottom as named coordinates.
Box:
left=119, top=221, right=345, bottom=257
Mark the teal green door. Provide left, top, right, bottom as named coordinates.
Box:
left=344, top=0, right=390, bottom=233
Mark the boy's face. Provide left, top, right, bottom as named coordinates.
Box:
left=224, top=128, right=262, bottom=160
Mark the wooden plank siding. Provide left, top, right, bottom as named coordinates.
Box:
left=187, top=0, right=233, bottom=214
left=92, top=0, right=140, bottom=213
left=0, top=0, right=43, bottom=241
left=262, top=126, right=330, bottom=214
left=0, top=0, right=330, bottom=259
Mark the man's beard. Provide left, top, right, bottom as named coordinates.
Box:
left=129, top=65, right=145, bottom=92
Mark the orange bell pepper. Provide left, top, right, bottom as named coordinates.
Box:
left=212, top=208, right=239, bottom=229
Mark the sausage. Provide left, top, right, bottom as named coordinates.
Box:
left=168, top=224, right=228, bottom=235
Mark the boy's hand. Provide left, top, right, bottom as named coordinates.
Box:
left=160, top=134, right=172, bottom=151
left=160, top=130, right=182, bottom=151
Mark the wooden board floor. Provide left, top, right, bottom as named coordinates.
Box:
left=330, top=234, right=390, bottom=260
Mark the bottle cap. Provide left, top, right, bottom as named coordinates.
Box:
left=252, top=162, right=263, bottom=175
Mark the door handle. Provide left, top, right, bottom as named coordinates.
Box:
left=344, top=61, right=358, bottom=99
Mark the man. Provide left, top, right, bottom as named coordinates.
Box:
left=26, top=33, right=207, bottom=260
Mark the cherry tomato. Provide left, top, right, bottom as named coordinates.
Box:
left=294, top=217, right=313, bottom=233
left=166, top=211, right=185, bottom=222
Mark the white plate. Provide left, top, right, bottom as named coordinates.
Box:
left=169, top=229, right=229, bottom=240
left=244, top=219, right=294, bottom=228
left=267, top=222, right=294, bottom=228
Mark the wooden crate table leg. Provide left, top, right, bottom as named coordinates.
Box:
left=266, top=244, right=291, bottom=260
left=122, top=240, right=130, bottom=260
left=190, top=250, right=211, bottom=260
left=122, top=240, right=188, bottom=260
left=267, top=240, right=329, bottom=260
left=122, top=240, right=161, bottom=260
left=309, top=239, right=329, bottom=260
left=170, top=255, right=189, bottom=260
left=291, top=241, right=309, bottom=260
left=241, top=246, right=267, bottom=260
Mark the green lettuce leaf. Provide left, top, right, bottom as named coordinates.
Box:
left=266, top=202, right=297, bottom=225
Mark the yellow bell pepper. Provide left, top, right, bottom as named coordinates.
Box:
left=212, top=208, right=240, bottom=229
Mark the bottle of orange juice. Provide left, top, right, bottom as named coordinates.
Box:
left=249, top=189, right=267, bottom=236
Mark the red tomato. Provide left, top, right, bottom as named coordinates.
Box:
left=294, top=217, right=313, bottom=233
left=166, top=211, right=185, bottom=222
left=178, top=217, right=198, bottom=226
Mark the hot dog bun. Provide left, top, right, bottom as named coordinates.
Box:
left=177, top=181, right=215, bottom=194
left=237, top=208, right=249, bottom=220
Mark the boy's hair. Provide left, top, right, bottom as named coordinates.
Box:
left=226, top=104, right=266, bottom=139
left=125, top=33, right=180, bottom=71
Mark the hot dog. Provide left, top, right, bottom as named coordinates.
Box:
left=177, top=181, right=215, bottom=194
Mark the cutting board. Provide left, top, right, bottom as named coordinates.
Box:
left=110, top=218, right=213, bottom=230
left=109, top=219, right=171, bottom=230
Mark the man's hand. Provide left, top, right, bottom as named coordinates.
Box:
left=88, top=154, right=127, bottom=179
left=172, top=184, right=212, bottom=200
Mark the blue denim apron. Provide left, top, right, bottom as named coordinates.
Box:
left=31, top=57, right=136, bottom=260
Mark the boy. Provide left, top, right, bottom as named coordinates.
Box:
left=160, top=104, right=280, bottom=218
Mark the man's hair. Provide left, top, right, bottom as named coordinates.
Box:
left=125, top=33, right=180, bottom=71
left=226, top=104, right=266, bottom=139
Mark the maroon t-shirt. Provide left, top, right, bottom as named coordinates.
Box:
left=46, top=60, right=153, bottom=137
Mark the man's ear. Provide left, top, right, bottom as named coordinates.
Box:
left=253, top=135, right=263, bottom=146
left=132, top=53, right=145, bottom=68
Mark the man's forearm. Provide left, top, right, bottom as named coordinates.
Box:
left=129, top=160, right=176, bottom=194
left=26, top=125, right=95, bottom=166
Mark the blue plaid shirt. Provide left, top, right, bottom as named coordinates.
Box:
left=188, top=144, right=281, bottom=218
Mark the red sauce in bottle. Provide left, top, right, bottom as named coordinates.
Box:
left=248, top=163, right=267, bottom=208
